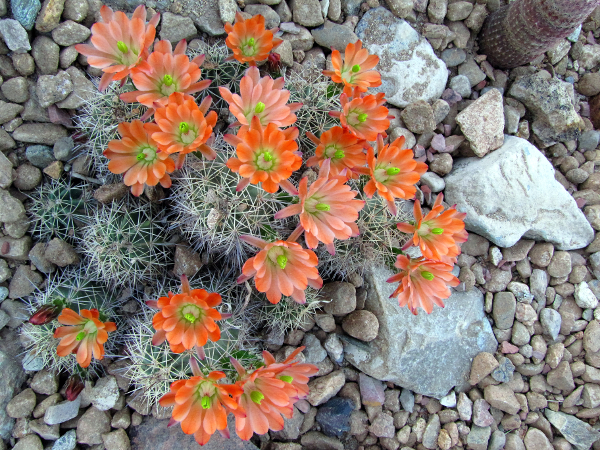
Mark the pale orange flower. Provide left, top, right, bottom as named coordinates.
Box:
left=397, top=193, right=468, bottom=262
left=275, top=160, right=365, bottom=253
left=305, top=126, right=367, bottom=178
left=225, top=116, right=302, bottom=193
left=120, top=40, right=211, bottom=111
left=104, top=120, right=175, bottom=197
left=75, top=5, right=159, bottom=91
left=364, top=134, right=427, bottom=213
left=323, top=40, right=381, bottom=96
left=331, top=90, right=390, bottom=141
left=225, top=13, right=283, bottom=66
left=238, top=235, right=323, bottom=304
left=54, top=308, right=117, bottom=368
left=387, top=255, right=459, bottom=315
left=219, top=67, right=301, bottom=128
left=150, top=275, right=223, bottom=354
left=146, top=92, right=218, bottom=168
left=159, top=370, right=242, bottom=446
left=231, top=347, right=317, bottom=441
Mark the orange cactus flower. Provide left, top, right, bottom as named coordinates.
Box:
left=364, top=134, right=427, bottom=213
left=151, top=274, right=223, bottom=353
left=305, top=126, right=367, bottom=178
left=331, top=90, right=390, bottom=141
left=119, top=40, right=211, bottom=111
left=159, top=370, right=242, bottom=446
left=219, top=66, right=301, bottom=128
left=397, top=193, right=468, bottom=262
left=238, top=235, right=323, bottom=304
left=54, top=308, right=117, bottom=368
left=75, top=5, right=159, bottom=91
left=275, top=160, right=365, bottom=253
left=387, top=255, right=459, bottom=315
left=225, top=12, right=283, bottom=66
left=323, top=40, right=381, bottom=96
left=261, top=347, right=319, bottom=400
left=225, top=116, right=302, bottom=194
left=104, top=120, right=175, bottom=197
left=146, top=92, right=218, bottom=168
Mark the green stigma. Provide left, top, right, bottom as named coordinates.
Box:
left=136, top=153, right=145, bottom=161
left=117, top=41, right=128, bottom=53
left=250, top=391, right=264, bottom=404
left=432, top=228, right=444, bottom=235
left=184, top=313, right=197, bottom=323
left=386, top=167, right=400, bottom=176
left=421, top=271, right=434, bottom=281
left=333, top=149, right=345, bottom=159
left=357, top=113, right=368, bottom=122
left=201, top=396, right=212, bottom=409
left=163, top=74, right=174, bottom=86
left=315, top=203, right=331, bottom=211
left=255, top=102, right=266, bottom=114
left=276, top=255, right=288, bottom=270
left=179, top=122, right=190, bottom=134
left=279, top=375, right=294, bottom=383
left=248, top=37, right=255, bottom=47
left=76, top=331, right=86, bottom=341
left=351, top=64, right=361, bottom=72
left=263, top=151, right=273, bottom=162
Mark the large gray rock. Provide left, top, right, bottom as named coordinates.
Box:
left=0, top=348, right=27, bottom=439
left=445, top=135, right=594, bottom=250
left=343, top=266, right=497, bottom=399
left=355, top=7, right=447, bottom=108
left=0, top=19, right=31, bottom=53
left=179, top=0, right=225, bottom=36
left=545, top=409, right=600, bottom=450
left=508, top=74, right=584, bottom=146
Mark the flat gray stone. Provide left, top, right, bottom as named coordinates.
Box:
left=343, top=265, right=497, bottom=399
left=444, top=135, right=594, bottom=250
left=545, top=409, right=600, bottom=450
left=0, top=19, right=31, bottom=53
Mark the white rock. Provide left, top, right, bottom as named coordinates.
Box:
left=575, top=282, right=599, bottom=309
left=90, top=376, right=119, bottom=411
left=440, top=391, right=457, bottom=408
left=355, top=7, right=448, bottom=108
left=444, top=135, right=594, bottom=250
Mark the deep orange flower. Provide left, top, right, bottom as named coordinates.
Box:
left=225, top=13, right=283, bottom=66
left=275, top=160, right=365, bottom=252
left=159, top=370, right=242, bottom=446
left=225, top=116, right=302, bottom=193
left=104, top=120, right=175, bottom=197
left=238, top=235, right=323, bottom=304
left=151, top=275, right=223, bottom=353
left=364, top=135, right=427, bottom=213
left=231, top=347, right=317, bottom=441
left=219, top=67, right=301, bottom=128
left=54, top=308, right=116, bottom=368
left=120, top=40, right=211, bottom=110
left=387, top=255, right=459, bottom=315
left=331, top=90, right=390, bottom=141
left=397, top=193, right=468, bottom=262
left=75, top=5, right=159, bottom=91
left=146, top=92, right=218, bottom=168
left=323, top=40, right=381, bottom=96
left=305, top=126, right=367, bottom=178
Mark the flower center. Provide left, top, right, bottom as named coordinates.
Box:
left=163, top=74, right=174, bottom=86
left=181, top=304, right=202, bottom=323
left=117, top=41, right=128, bottom=53
left=184, top=313, right=197, bottom=323
left=250, top=391, right=265, bottom=404
left=136, top=146, right=157, bottom=163
left=357, top=113, right=368, bottom=123
left=333, top=149, right=345, bottom=159
left=421, top=271, right=434, bottom=280
left=315, top=203, right=330, bottom=211
left=179, top=122, right=190, bottom=134
left=76, top=331, right=86, bottom=341
left=279, top=375, right=293, bottom=383
left=255, top=102, right=266, bottom=114
left=386, top=167, right=400, bottom=176
left=431, top=228, right=444, bottom=235
left=242, top=37, right=257, bottom=56
left=277, top=255, right=288, bottom=270
left=201, top=395, right=212, bottom=409
left=256, top=151, right=275, bottom=170
left=351, top=64, right=361, bottom=72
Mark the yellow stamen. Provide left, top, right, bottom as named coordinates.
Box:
left=421, top=271, right=434, bottom=281
left=255, top=102, right=266, bottom=114
left=179, top=122, right=190, bottom=134
left=386, top=167, right=400, bottom=175
left=250, top=391, right=264, bottom=404
left=432, top=228, right=444, bottom=235
left=277, top=255, right=287, bottom=270
left=315, top=203, right=330, bottom=211
left=163, top=74, right=174, bottom=86
left=117, top=41, right=128, bottom=53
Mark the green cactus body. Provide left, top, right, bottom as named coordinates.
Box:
left=79, top=200, right=172, bottom=287
left=28, top=179, right=91, bottom=242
